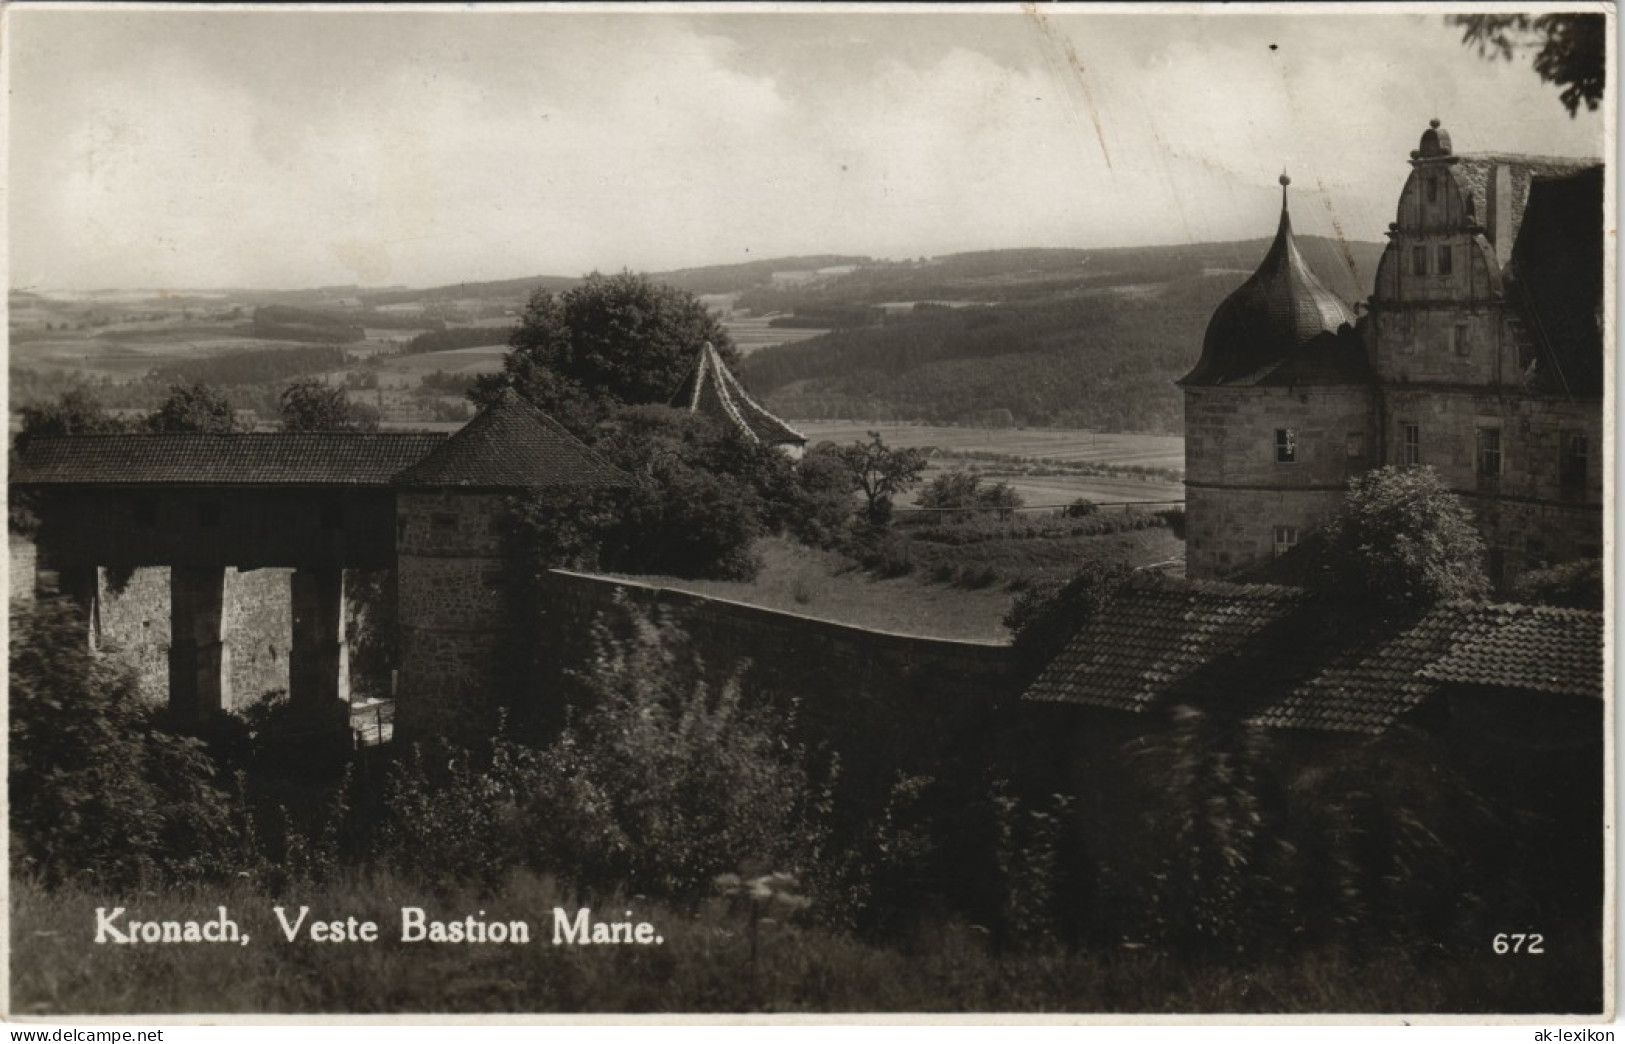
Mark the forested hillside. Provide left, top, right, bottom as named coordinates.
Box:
left=741, top=236, right=1385, bottom=433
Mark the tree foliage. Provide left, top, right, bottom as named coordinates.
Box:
left=279, top=378, right=379, bottom=432
left=1003, top=557, right=1134, bottom=678
left=1317, top=465, right=1489, bottom=607
left=16, top=388, right=126, bottom=449
left=916, top=468, right=1025, bottom=520
left=1450, top=14, right=1606, bottom=117
left=146, top=381, right=239, bottom=434
left=9, top=600, right=247, bottom=889
left=507, top=407, right=784, bottom=581
left=831, top=432, right=928, bottom=525
left=472, top=271, right=739, bottom=438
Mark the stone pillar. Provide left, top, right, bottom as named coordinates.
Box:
left=290, top=567, right=350, bottom=728
left=169, top=566, right=230, bottom=726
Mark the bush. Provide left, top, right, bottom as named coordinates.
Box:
left=522, top=609, right=828, bottom=902
left=1317, top=466, right=1489, bottom=607
left=9, top=600, right=251, bottom=890
left=1509, top=557, right=1602, bottom=610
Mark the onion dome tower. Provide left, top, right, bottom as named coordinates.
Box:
left=1179, top=173, right=1374, bottom=580
left=1181, top=174, right=1354, bottom=386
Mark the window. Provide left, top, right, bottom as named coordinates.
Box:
left=1562, top=431, right=1588, bottom=487
left=1402, top=423, right=1421, bottom=465
left=1476, top=427, right=1502, bottom=479
left=1412, top=247, right=1428, bottom=276
left=1437, top=245, right=1453, bottom=275
left=431, top=512, right=459, bottom=535
left=1274, top=428, right=1297, bottom=464
left=1453, top=324, right=1469, bottom=356
left=1425, top=176, right=1439, bottom=203
left=1188, top=435, right=1204, bottom=461
left=1346, top=431, right=1365, bottom=458
left=1273, top=525, right=1299, bottom=558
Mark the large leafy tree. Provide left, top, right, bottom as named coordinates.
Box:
left=1449, top=14, right=1605, bottom=117
left=280, top=378, right=379, bottom=432
left=472, top=271, right=739, bottom=437
left=146, top=381, right=238, bottom=433
left=1317, top=465, right=1490, bottom=608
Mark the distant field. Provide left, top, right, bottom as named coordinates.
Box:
left=720, top=314, right=828, bottom=354
left=8, top=334, right=320, bottom=382
left=382, top=345, right=507, bottom=375
left=796, top=422, right=1185, bottom=470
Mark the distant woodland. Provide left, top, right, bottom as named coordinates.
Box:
left=740, top=237, right=1385, bottom=433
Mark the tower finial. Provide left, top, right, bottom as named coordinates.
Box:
left=1279, top=169, right=1291, bottom=210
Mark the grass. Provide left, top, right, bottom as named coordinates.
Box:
left=596, top=520, right=1184, bottom=643
left=602, top=537, right=1016, bottom=641
left=13, top=873, right=1601, bottom=1015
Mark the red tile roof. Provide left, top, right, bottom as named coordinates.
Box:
left=10, top=432, right=445, bottom=487
left=392, top=389, right=630, bottom=490
left=1025, top=576, right=1603, bottom=735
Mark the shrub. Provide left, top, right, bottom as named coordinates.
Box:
left=1063, top=497, right=1097, bottom=518
left=1317, top=466, right=1489, bottom=607
left=1509, top=557, right=1602, bottom=610
left=376, top=733, right=537, bottom=894
left=521, top=609, right=828, bottom=902
left=10, top=600, right=251, bottom=890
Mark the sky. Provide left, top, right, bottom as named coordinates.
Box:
left=7, top=4, right=1611, bottom=292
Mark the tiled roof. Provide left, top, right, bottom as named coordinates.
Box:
left=1419, top=604, right=1603, bottom=698
left=1024, top=576, right=1604, bottom=736
left=672, top=342, right=807, bottom=446
left=10, top=433, right=445, bottom=487
left=393, top=390, right=631, bottom=490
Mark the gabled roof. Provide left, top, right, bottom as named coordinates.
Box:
left=672, top=342, right=806, bottom=446
left=10, top=432, right=445, bottom=487
left=392, top=389, right=631, bottom=490
left=1180, top=175, right=1356, bottom=388
left=1024, top=576, right=1603, bottom=736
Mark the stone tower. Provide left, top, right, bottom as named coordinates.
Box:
left=1179, top=173, right=1368, bottom=578
left=390, top=391, right=629, bottom=740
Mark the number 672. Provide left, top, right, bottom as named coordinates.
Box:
left=1493, top=933, right=1544, bottom=955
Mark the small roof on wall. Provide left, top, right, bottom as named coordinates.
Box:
left=392, top=389, right=632, bottom=490
left=1024, top=575, right=1602, bottom=736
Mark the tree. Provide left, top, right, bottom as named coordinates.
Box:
left=832, top=432, right=928, bottom=526
left=279, top=378, right=378, bottom=432
left=16, top=388, right=125, bottom=449
left=472, top=271, right=740, bottom=438
left=1449, top=14, right=1605, bottom=117
left=1317, top=465, right=1490, bottom=608
left=146, top=381, right=238, bottom=433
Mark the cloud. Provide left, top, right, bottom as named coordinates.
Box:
left=8, top=9, right=1606, bottom=290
